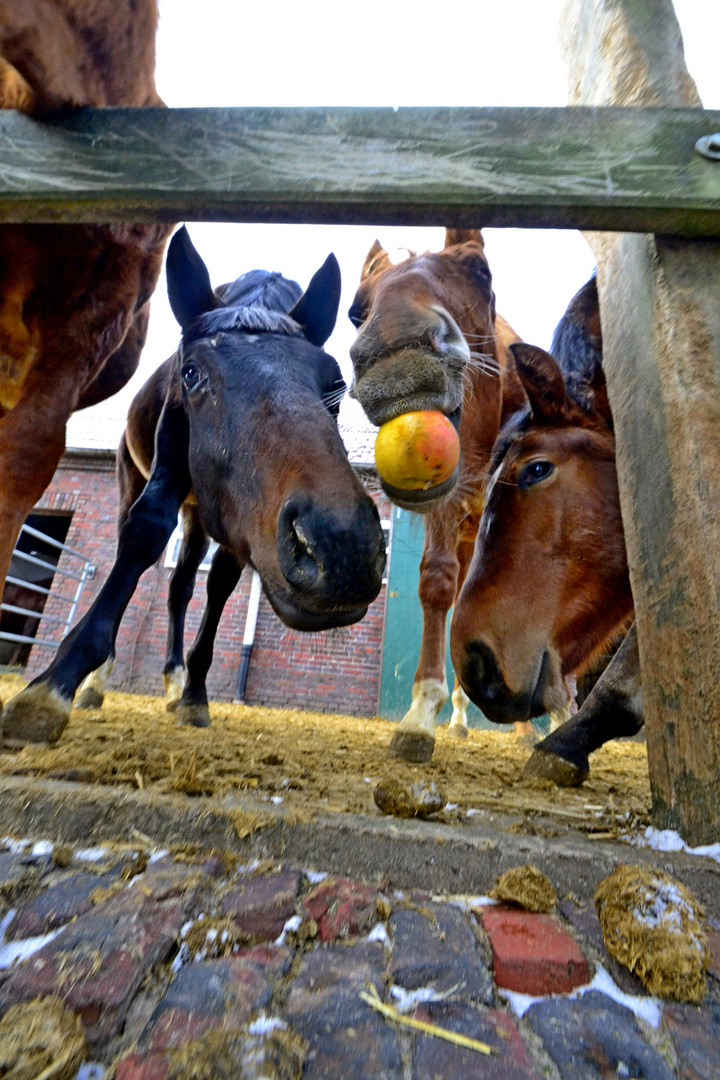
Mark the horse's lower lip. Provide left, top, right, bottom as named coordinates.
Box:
left=380, top=465, right=460, bottom=514
left=264, top=585, right=368, bottom=632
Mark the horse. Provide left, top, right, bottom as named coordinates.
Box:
left=0, top=1, right=171, bottom=643
left=348, top=228, right=526, bottom=762
left=1, top=227, right=387, bottom=743
left=450, top=276, right=643, bottom=785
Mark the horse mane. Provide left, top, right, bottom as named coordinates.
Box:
left=187, top=269, right=305, bottom=344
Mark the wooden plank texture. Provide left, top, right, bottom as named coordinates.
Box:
left=563, top=0, right=720, bottom=845
left=0, top=105, right=718, bottom=231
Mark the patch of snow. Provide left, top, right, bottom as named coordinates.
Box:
left=466, top=809, right=482, bottom=817
left=631, top=881, right=695, bottom=931
left=148, top=849, right=170, bottom=862
left=443, top=894, right=498, bottom=910
left=501, top=965, right=663, bottom=1028
left=30, top=840, right=53, bottom=857
left=75, top=847, right=110, bottom=862
left=0, top=837, right=29, bottom=854
left=274, top=915, right=302, bottom=946
left=304, top=870, right=328, bottom=884
left=366, top=922, right=390, bottom=946
left=270, top=795, right=283, bottom=804
left=0, top=926, right=64, bottom=969
left=0, top=908, right=16, bottom=940
left=248, top=1013, right=287, bottom=1035
left=574, top=965, right=663, bottom=1029
left=499, top=987, right=543, bottom=1017
left=445, top=803, right=458, bottom=811
left=632, top=827, right=720, bottom=865
left=390, top=984, right=445, bottom=1013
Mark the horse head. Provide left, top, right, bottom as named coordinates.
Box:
left=347, top=229, right=504, bottom=511
left=167, top=227, right=386, bottom=631
left=450, top=277, right=632, bottom=722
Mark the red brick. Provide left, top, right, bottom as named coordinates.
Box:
left=479, top=907, right=589, bottom=995
left=115, top=1054, right=168, bottom=1080
left=221, top=869, right=301, bottom=942
left=302, top=877, right=378, bottom=943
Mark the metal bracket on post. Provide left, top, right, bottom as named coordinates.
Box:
left=695, top=133, right=720, bottom=161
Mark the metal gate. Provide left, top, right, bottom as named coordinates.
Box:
left=0, top=522, right=94, bottom=654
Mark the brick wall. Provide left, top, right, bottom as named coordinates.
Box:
left=23, top=450, right=390, bottom=717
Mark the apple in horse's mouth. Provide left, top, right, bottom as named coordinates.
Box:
left=374, top=410, right=460, bottom=491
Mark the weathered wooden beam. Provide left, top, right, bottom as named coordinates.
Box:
left=563, top=0, right=720, bottom=845
left=0, top=105, right=718, bottom=232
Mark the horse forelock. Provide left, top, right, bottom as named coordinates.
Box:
left=490, top=408, right=532, bottom=475
left=185, top=306, right=303, bottom=345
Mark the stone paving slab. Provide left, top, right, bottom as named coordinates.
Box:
left=0, top=831, right=718, bottom=1077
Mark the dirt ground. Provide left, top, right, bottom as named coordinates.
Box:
left=0, top=674, right=651, bottom=839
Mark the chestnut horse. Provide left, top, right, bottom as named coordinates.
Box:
left=3, top=228, right=386, bottom=743
left=0, top=2, right=171, bottom=631
left=349, top=228, right=525, bottom=762
left=451, top=276, right=642, bottom=784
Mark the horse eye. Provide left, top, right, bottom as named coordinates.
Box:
left=181, top=362, right=204, bottom=393
left=518, top=460, right=555, bottom=488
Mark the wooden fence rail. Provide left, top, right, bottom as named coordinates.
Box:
left=0, top=105, right=718, bottom=232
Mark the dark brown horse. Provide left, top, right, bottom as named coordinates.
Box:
left=2, top=228, right=386, bottom=742
left=0, top=2, right=171, bottom=647
left=348, top=228, right=526, bottom=761
left=450, top=277, right=642, bottom=784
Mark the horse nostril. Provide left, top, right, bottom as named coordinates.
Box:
left=277, top=499, right=321, bottom=588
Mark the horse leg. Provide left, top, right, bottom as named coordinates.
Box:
left=523, top=623, right=642, bottom=786
left=2, top=404, right=191, bottom=744
left=447, top=538, right=476, bottom=739
left=163, top=504, right=209, bottom=711
left=75, top=431, right=148, bottom=710
left=389, top=515, right=459, bottom=763
left=175, top=547, right=243, bottom=728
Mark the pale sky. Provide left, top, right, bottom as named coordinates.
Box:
left=66, top=0, right=719, bottom=456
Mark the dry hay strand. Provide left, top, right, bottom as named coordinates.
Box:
left=0, top=996, right=86, bottom=1080
left=165, top=1020, right=307, bottom=1080
left=489, top=864, right=557, bottom=912
left=594, top=864, right=709, bottom=1002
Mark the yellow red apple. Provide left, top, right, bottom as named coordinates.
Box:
left=374, top=410, right=460, bottom=491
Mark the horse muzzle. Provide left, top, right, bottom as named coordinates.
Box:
left=454, top=640, right=564, bottom=724
left=273, top=495, right=386, bottom=624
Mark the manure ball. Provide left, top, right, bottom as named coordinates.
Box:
left=594, top=864, right=709, bottom=1002
left=374, top=411, right=460, bottom=491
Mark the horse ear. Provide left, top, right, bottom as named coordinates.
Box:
left=444, top=228, right=484, bottom=249
left=289, top=253, right=341, bottom=347
left=166, top=226, right=220, bottom=330
left=510, top=343, right=568, bottom=422
left=360, top=240, right=392, bottom=280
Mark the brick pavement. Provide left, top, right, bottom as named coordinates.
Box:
left=0, top=841, right=718, bottom=1078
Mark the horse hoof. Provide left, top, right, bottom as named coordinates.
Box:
left=74, top=687, right=104, bottom=710
left=163, top=667, right=185, bottom=713
left=388, top=730, right=435, bottom=763
left=1, top=683, right=71, bottom=745
left=447, top=722, right=469, bottom=739
left=522, top=746, right=588, bottom=787
left=175, top=703, right=211, bottom=728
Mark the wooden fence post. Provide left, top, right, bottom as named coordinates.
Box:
left=561, top=0, right=720, bottom=844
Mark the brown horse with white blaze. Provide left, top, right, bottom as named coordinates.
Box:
left=349, top=229, right=525, bottom=762
left=0, top=2, right=171, bottom=641
left=450, top=276, right=640, bottom=783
